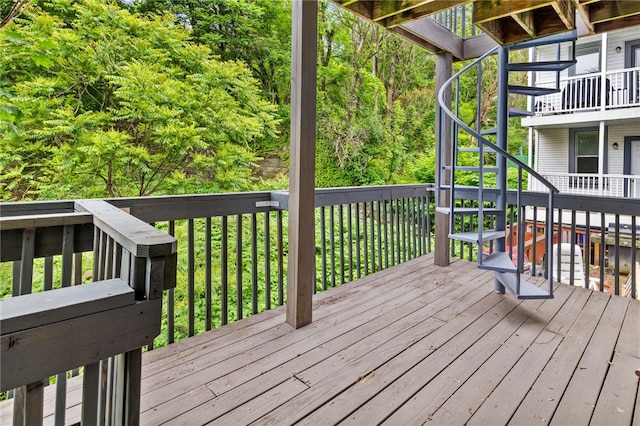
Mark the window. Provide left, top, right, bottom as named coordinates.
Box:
left=570, top=44, right=600, bottom=76
left=569, top=128, right=606, bottom=189
left=575, top=131, right=598, bottom=173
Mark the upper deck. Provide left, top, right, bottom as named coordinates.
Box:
left=2, top=254, right=638, bottom=425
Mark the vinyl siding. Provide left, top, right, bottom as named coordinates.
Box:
left=536, top=128, right=568, bottom=174
left=536, top=124, right=640, bottom=175
left=534, top=28, right=640, bottom=85
left=608, top=124, right=640, bottom=174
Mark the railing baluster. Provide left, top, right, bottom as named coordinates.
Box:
left=599, top=213, right=606, bottom=291
left=348, top=204, right=354, bottom=281
left=614, top=216, right=620, bottom=295
left=369, top=201, right=375, bottom=272
left=330, top=205, right=336, bottom=287
left=205, top=217, right=212, bottom=331
left=355, top=203, right=361, bottom=277
left=277, top=211, right=284, bottom=306
left=188, top=218, right=195, bottom=335
left=383, top=200, right=389, bottom=267
left=43, top=257, right=53, bottom=291
left=168, top=221, right=176, bottom=342
left=222, top=216, right=229, bottom=325
left=339, top=204, right=345, bottom=285
left=236, top=214, right=243, bottom=320
left=363, top=202, right=369, bottom=275
left=320, top=206, right=327, bottom=291
left=251, top=213, right=258, bottom=314
left=377, top=200, right=382, bottom=267
left=264, top=212, right=271, bottom=310
left=631, top=216, right=637, bottom=299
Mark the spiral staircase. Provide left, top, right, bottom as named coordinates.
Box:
left=436, top=31, right=579, bottom=299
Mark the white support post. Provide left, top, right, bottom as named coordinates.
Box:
left=287, top=0, right=317, bottom=329
left=598, top=121, right=606, bottom=195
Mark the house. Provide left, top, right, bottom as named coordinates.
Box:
left=524, top=27, right=640, bottom=198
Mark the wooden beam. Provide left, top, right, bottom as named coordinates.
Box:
left=462, top=34, right=498, bottom=60
left=372, top=0, right=434, bottom=22
left=589, top=0, right=640, bottom=24
left=340, top=0, right=373, bottom=20
left=595, top=13, right=640, bottom=33
left=401, top=17, right=464, bottom=59
left=473, top=0, right=554, bottom=24
left=287, top=0, right=317, bottom=329
left=573, top=0, right=595, bottom=33
left=384, top=0, right=471, bottom=28
left=513, top=10, right=536, bottom=37
left=551, top=0, right=575, bottom=29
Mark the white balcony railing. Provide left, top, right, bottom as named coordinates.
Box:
left=533, top=67, right=640, bottom=115
left=529, top=173, right=640, bottom=197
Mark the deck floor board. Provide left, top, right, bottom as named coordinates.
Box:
left=2, top=254, right=638, bottom=425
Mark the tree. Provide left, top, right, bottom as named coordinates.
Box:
left=0, top=0, right=279, bottom=200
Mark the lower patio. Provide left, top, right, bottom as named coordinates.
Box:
left=4, top=253, right=638, bottom=425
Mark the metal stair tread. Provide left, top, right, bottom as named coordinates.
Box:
left=508, top=85, right=560, bottom=96
left=448, top=230, right=505, bottom=244
left=508, top=30, right=577, bottom=49
left=508, top=107, right=535, bottom=117
left=495, top=272, right=553, bottom=300
left=480, top=127, right=497, bottom=135
left=507, top=60, right=576, bottom=72
left=478, top=251, right=516, bottom=273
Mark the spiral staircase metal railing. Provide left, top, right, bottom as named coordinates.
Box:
left=436, top=31, right=579, bottom=299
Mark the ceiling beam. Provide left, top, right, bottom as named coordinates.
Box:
left=384, top=0, right=471, bottom=28
left=573, top=0, right=595, bottom=33
left=594, top=13, right=640, bottom=33
left=551, top=0, right=575, bottom=29
left=512, top=10, right=536, bottom=37
left=588, top=0, right=640, bottom=24
left=473, top=0, right=555, bottom=24
left=400, top=17, right=464, bottom=59
left=372, top=0, right=434, bottom=22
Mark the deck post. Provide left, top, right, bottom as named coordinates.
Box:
left=435, top=51, right=452, bottom=266
left=287, top=0, right=317, bottom=329
left=494, top=46, right=509, bottom=294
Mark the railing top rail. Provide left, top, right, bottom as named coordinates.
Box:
left=0, top=212, right=93, bottom=231
left=76, top=199, right=176, bottom=258
left=0, top=200, right=76, bottom=217
left=452, top=187, right=640, bottom=216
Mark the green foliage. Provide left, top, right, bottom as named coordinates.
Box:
left=0, top=0, right=279, bottom=200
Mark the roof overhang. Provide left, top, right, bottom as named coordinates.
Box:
left=331, top=0, right=640, bottom=60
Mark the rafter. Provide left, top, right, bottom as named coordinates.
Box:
left=588, top=0, right=640, bottom=24
left=384, top=0, right=471, bottom=28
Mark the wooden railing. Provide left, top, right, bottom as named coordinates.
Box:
left=3, top=184, right=639, bottom=423
left=106, top=185, right=435, bottom=346
left=0, top=200, right=176, bottom=425
left=451, top=187, right=640, bottom=300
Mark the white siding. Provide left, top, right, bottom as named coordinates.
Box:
left=536, top=128, right=568, bottom=174
left=608, top=123, right=640, bottom=173
left=533, top=28, right=640, bottom=84
left=607, top=27, right=640, bottom=71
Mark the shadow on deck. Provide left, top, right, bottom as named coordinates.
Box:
left=3, top=254, right=639, bottom=425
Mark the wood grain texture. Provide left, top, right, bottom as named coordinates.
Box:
left=1, top=257, right=637, bottom=425
left=0, top=279, right=133, bottom=334
left=1, top=298, right=160, bottom=391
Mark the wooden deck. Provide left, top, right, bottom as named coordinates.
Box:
left=3, top=254, right=640, bottom=425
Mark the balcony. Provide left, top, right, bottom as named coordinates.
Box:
left=1, top=185, right=639, bottom=424
left=529, top=173, right=640, bottom=198
left=531, top=67, right=640, bottom=115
